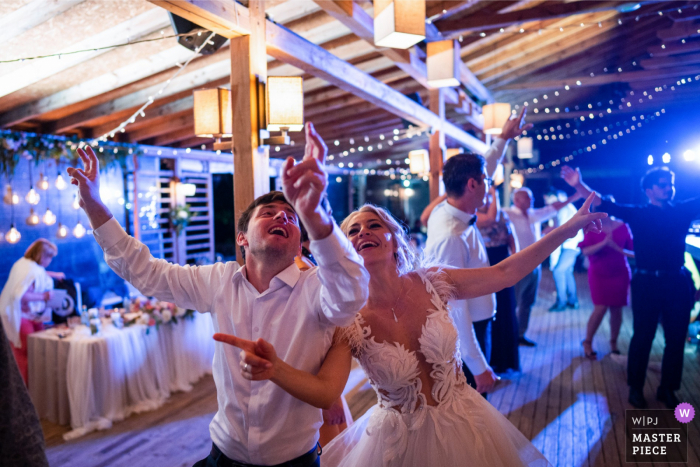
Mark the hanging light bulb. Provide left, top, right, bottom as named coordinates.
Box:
left=26, top=208, right=40, bottom=225
left=3, top=185, right=19, bottom=205
left=57, top=223, right=69, bottom=238
left=55, top=174, right=67, bottom=190
left=37, top=173, right=50, bottom=190
left=25, top=186, right=40, bottom=205
left=42, top=208, right=56, bottom=226
left=72, top=195, right=81, bottom=210
left=5, top=224, right=21, bottom=244
left=73, top=221, right=86, bottom=238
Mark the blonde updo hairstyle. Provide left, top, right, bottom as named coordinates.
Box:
left=340, top=204, right=417, bottom=275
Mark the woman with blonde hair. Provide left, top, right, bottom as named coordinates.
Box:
left=216, top=195, right=604, bottom=466
left=0, top=238, right=64, bottom=384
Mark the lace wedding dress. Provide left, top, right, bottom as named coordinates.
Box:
left=322, top=269, right=552, bottom=467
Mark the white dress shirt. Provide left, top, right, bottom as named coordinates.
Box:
left=424, top=201, right=495, bottom=376
left=504, top=205, right=557, bottom=250
left=93, top=217, right=369, bottom=465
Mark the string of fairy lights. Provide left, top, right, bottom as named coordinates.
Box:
left=432, top=3, right=700, bottom=41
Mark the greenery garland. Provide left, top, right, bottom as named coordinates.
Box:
left=0, top=129, right=143, bottom=179
left=169, top=204, right=192, bottom=234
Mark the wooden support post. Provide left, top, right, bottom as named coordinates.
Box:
left=428, top=89, right=445, bottom=201
left=231, top=0, right=269, bottom=265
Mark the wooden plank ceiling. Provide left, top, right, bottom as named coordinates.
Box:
left=0, top=0, right=695, bottom=171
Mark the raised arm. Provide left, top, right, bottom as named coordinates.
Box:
left=421, top=193, right=446, bottom=227
left=561, top=166, right=601, bottom=206
left=67, top=146, right=222, bottom=312
left=484, top=107, right=533, bottom=178
left=214, top=332, right=352, bottom=410
left=444, top=193, right=606, bottom=300
left=476, top=186, right=499, bottom=228
left=282, top=122, right=369, bottom=325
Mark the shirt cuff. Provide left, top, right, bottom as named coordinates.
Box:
left=308, top=223, right=355, bottom=266
left=491, top=137, right=507, bottom=154
left=93, top=217, right=129, bottom=251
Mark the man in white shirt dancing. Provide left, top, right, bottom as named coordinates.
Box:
left=424, top=108, right=531, bottom=398
left=67, top=123, right=369, bottom=467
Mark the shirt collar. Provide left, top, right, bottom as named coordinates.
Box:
left=233, top=262, right=301, bottom=290
left=441, top=200, right=477, bottom=226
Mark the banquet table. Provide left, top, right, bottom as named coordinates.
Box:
left=28, top=313, right=215, bottom=440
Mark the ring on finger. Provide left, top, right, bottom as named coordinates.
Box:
left=243, top=363, right=249, bottom=372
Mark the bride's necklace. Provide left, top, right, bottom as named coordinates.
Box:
left=390, top=278, right=406, bottom=323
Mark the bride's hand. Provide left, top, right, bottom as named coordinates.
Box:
left=214, top=333, right=278, bottom=381
left=561, top=193, right=606, bottom=238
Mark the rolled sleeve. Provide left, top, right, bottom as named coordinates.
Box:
left=309, top=223, right=369, bottom=327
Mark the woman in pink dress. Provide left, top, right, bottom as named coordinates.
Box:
left=578, top=216, right=634, bottom=358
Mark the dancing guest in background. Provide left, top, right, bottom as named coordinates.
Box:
left=67, top=123, right=369, bottom=467
left=504, top=188, right=580, bottom=347
left=217, top=198, right=604, bottom=467
left=563, top=165, right=700, bottom=409
left=544, top=190, right=582, bottom=312
left=578, top=211, right=634, bottom=359
left=0, top=239, right=64, bottom=384
left=477, top=187, right=520, bottom=374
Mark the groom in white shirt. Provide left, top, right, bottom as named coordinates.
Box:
left=67, top=123, right=369, bottom=467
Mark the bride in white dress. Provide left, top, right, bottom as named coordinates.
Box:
left=217, top=195, right=604, bottom=467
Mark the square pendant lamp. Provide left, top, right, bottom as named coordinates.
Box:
left=408, top=149, right=429, bottom=174
left=517, top=137, right=533, bottom=159
left=374, top=0, right=426, bottom=49
left=194, top=88, right=232, bottom=138
left=427, top=40, right=461, bottom=88
left=482, top=103, right=512, bottom=135
left=266, top=76, right=304, bottom=132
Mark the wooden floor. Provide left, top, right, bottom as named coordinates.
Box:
left=42, top=271, right=700, bottom=467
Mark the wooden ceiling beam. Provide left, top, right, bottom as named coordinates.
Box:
left=127, top=113, right=194, bottom=142
left=478, top=14, right=620, bottom=86
left=312, top=1, right=489, bottom=110
left=0, top=0, right=87, bottom=44
left=436, top=1, right=618, bottom=35
left=492, top=17, right=659, bottom=89
left=499, top=65, right=700, bottom=90
left=151, top=126, right=197, bottom=146
left=0, top=8, right=171, bottom=100
left=262, top=17, right=486, bottom=152
left=656, top=19, right=700, bottom=40
left=641, top=51, right=700, bottom=69
left=647, top=40, right=700, bottom=57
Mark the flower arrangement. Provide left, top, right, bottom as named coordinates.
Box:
left=169, top=204, right=192, bottom=234
left=0, top=129, right=141, bottom=179
left=124, top=297, right=195, bottom=328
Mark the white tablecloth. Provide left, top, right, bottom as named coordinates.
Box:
left=28, top=313, right=215, bottom=440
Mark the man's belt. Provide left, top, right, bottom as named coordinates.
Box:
left=210, top=443, right=320, bottom=467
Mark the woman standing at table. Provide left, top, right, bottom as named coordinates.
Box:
left=0, top=239, right=64, bottom=384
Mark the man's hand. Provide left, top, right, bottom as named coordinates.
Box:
left=67, top=147, right=102, bottom=209
left=213, top=333, right=277, bottom=381
left=474, top=366, right=499, bottom=393
left=499, top=107, right=534, bottom=141
left=281, top=122, right=333, bottom=240
left=67, top=146, right=113, bottom=229
left=561, top=165, right=581, bottom=188
left=322, top=399, right=346, bottom=425
left=561, top=193, right=607, bottom=238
